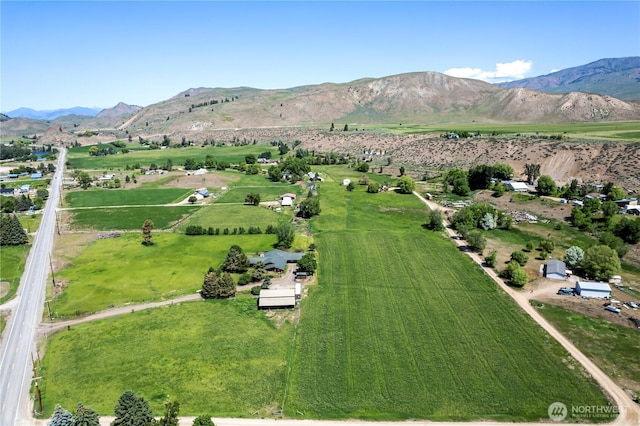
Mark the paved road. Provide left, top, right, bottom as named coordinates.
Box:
left=0, top=149, right=66, bottom=426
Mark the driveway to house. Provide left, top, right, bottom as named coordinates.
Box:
left=412, top=191, right=640, bottom=426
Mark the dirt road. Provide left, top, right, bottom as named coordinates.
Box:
left=412, top=191, right=640, bottom=426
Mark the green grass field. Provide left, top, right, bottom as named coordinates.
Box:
left=51, top=233, right=276, bottom=317
left=284, top=231, right=609, bottom=421
left=216, top=186, right=303, bottom=204
left=0, top=244, right=31, bottom=303
left=40, top=163, right=614, bottom=421
left=66, top=145, right=279, bottom=170
left=380, top=122, right=640, bottom=142
left=40, top=299, right=294, bottom=416
left=532, top=301, right=640, bottom=399
left=64, top=188, right=192, bottom=207
left=179, top=204, right=285, bottom=231
left=67, top=206, right=199, bottom=230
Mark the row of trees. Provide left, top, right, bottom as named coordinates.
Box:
left=443, top=163, right=514, bottom=196
left=1, top=192, right=48, bottom=213
left=49, top=391, right=215, bottom=426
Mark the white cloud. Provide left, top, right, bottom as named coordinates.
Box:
left=444, top=60, right=533, bottom=82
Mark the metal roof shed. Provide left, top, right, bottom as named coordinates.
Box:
left=258, top=288, right=296, bottom=309
left=545, top=260, right=566, bottom=280
left=575, top=281, right=611, bottom=299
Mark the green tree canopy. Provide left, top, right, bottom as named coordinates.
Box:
left=112, top=390, right=153, bottom=426
left=355, top=162, right=369, bottom=172
left=396, top=175, right=416, bottom=194
left=245, top=193, right=261, bottom=206
left=425, top=209, right=445, bottom=231
left=523, top=163, right=541, bottom=184
left=614, top=217, right=640, bottom=244
left=583, top=245, right=621, bottom=279
left=298, top=197, right=320, bottom=218
left=536, top=175, right=556, bottom=196
left=275, top=221, right=295, bottom=248
left=510, top=250, right=529, bottom=266
left=297, top=252, right=317, bottom=274
left=564, top=246, right=585, bottom=268
left=367, top=182, right=380, bottom=193
left=153, top=400, right=179, bottom=426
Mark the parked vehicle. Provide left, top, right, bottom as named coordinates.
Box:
left=557, top=287, right=573, bottom=295
left=626, top=301, right=639, bottom=309
left=605, top=306, right=621, bottom=314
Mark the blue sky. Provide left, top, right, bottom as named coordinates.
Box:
left=1, top=1, right=638, bottom=111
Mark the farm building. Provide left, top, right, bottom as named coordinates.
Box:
left=195, top=188, right=210, bottom=197
left=625, top=205, right=640, bottom=215
left=31, top=173, right=42, bottom=180
left=507, top=181, right=529, bottom=192
left=280, top=196, right=293, bottom=207
left=249, top=249, right=304, bottom=272
left=575, top=281, right=611, bottom=299
left=342, top=179, right=351, bottom=186
left=544, top=260, right=566, bottom=280
left=0, top=188, right=15, bottom=196
left=258, top=288, right=296, bottom=309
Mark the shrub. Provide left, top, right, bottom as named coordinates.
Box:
left=250, top=286, right=261, bottom=296
left=510, top=250, right=529, bottom=266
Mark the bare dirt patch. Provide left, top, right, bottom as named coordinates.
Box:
left=0, top=282, right=10, bottom=298
left=474, top=190, right=572, bottom=222
left=161, top=171, right=239, bottom=190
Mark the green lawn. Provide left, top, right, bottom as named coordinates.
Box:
left=533, top=301, right=640, bottom=400
left=40, top=299, right=294, bottom=416
left=65, top=188, right=193, bottom=207
left=284, top=231, right=609, bottom=421
left=216, top=186, right=303, bottom=204
left=68, top=206, right=199, bottom=230
left=0, top=244, right=31, bottom=303
left=51, top=233, right=276, bottom=317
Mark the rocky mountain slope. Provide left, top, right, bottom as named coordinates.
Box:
left=114, top=71, right=640, bottom=136
left=96, top=102, right=142, bottom=118
left=497, top=57, right=640, bottom=101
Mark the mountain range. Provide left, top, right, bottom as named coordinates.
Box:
left=497, top=57, right=640, bottom=101
left=3, top=106, right=103, bottom=120
left=1, top=58, right=639, bottom=138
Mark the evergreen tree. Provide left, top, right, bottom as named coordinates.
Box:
left=221, top=245, right=249, bottom=273
left=49, top=404, right=73, bottom=426
left=201, top=271, right=219, bottom=299
left=141, top=220, right=154, bottom=246
left=72, top=403, right=100, bottom=426
left=192, top=415, right=215, bottom=426
left=1, top=214, right=28, bottom=245
left=153, top=400, right=179, bottom=426
left=112, top=390, right=154, bottom=426
left=218, top=272, right=236, bottom=298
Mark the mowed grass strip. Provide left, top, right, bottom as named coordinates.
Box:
left=51, top=234, right=276, bottom=317
left=40, top=299, right=294, bottom=417
left=68, top=206, right=199, bottom=230
left=285, top=231, right=609, bottom=421
left=65, top=188, right=192, bottom=207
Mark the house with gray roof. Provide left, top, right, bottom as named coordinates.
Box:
left=249, top=249, right=304, bottom=272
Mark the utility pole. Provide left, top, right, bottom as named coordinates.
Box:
left=49, top=254, right=56, bottom=287
left=46, top=300, right=52, bottom=321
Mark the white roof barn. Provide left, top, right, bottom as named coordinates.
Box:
left=507, top=181, right=529, bottom=192
left=280, top=196, right=293, bottom=207
left=258, top=288, right=296, bottom=309
left=575, top=281, right=611, bottom=299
